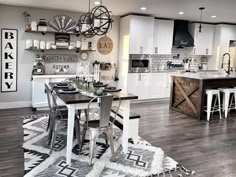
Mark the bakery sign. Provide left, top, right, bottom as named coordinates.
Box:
left=97, top=35, right=113, bottom=55
left=1, top=29, right=18, bottom=92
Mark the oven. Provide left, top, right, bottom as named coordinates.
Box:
left=129, top=54, right=151, bottom=73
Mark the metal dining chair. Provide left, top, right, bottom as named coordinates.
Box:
left=78, top=94, right=121, bottom=166
left=45, top=84, right=66, bottom=131
left=44, top=83, right=81, bottom=154
left=45, top=84, right=67, bottom=144
left=45, top=83, right=53, bottom=132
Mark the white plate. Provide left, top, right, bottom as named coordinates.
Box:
left=58, top=88, right=80, bottom=94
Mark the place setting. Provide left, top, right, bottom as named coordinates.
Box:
left=52, top=77, right=123, bottom=97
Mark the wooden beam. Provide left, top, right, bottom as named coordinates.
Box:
left=173, top=87, right=199, bottom=107
left=174, top=79, right=198, bottom=116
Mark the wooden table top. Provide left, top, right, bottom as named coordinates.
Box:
left=49, top=82, right=138, bottom=104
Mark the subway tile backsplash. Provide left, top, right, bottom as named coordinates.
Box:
left=151, top=48, right=209, bottom=72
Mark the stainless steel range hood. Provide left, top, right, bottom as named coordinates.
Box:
left=173, top=20, right=194, bottom=48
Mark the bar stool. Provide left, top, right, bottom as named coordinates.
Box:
left=219, top=88, right=236, bottom=118
left=205, top=89, right=222, bottom=121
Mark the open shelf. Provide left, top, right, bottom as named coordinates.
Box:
left=25, top=48, right=96, bottom=53
left=25, top=30, right=80, bottom=36
left=25, top=30, right=96, bottom=53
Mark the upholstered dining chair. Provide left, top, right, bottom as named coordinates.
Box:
left=78, top=94, right=121, bottom=166
left=44, top=83, right=81, bottom=154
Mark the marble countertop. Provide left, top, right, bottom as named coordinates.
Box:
left=173, top=72, right=236, bottom=80
left=151, top=70, right=218, bottom=73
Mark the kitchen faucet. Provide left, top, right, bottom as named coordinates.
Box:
left=221, top=53, right=233, bottom=75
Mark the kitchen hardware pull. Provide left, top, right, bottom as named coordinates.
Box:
left=155, top=47, right=158, bottom=54
left=140, top=46, right=143, bottom=54
left=193, top=48, right=196, bottom=55
left=206, top=48, right=208, bottom=55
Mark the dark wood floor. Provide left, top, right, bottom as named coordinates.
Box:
left=1, top=102, right=236, bottom=177
left=132, top=101, right=236, bottom=177
left=0, top=108, right=45, bottom=177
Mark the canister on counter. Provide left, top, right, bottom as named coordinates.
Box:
left=33, top=40, right=39, bottom=49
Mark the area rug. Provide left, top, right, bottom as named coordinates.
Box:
left=22, top=114, right=195, bottom=177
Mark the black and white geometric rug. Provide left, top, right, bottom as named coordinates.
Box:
left=22, top=114, right=195, bottom=177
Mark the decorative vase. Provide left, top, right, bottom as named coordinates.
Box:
left=31, top=21, right=37, bottom=31
left=26, top=39, right=33, bottom=49
left=40, top=41, right=46, bottom=50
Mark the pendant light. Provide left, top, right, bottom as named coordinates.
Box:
left=78, top=0, right=96, bottom=38
left=198, top=7, right=205, bottom=33
left=78, top=0, right=113, bottom=38
left=91, top=0, right=113, bottom=36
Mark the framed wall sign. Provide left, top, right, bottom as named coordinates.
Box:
left=55, top=33, right=70, bottom=48
left=1, top=29, right=18, bottom=92
left=43, top=54, right=78, bottom=63
left=97, top=35, right=113, bottom=55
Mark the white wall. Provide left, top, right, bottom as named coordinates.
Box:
left=0, top=5, right=120, bottom=108
left=210, top=24, right=236, bottom=70
left=209, top=25, right=221, bottom=70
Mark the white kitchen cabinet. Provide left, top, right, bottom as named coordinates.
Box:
left=127, top=73, right=150, bottom=99
left=119, top=15, right=154, bottom=95
left=127, top=73, right=174, bottom=100
left=119, top=15, right=174, bottom=100
left=32, top=78, right=49, bottom=109
left=149, top=73, right=171, bottom=99
left=149, top=73, right=166, bottom=98
left=166, top=72, right=177, bottom=97
left=32, top=75, right=76, bottom=109
left=121, top=15, right=154, bottom=54
left=153, top=19, right=174, bottom=54
left=189, top=23, right=215, bottom=55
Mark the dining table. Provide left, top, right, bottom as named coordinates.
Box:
left=49, top=82, right=138, bottom=165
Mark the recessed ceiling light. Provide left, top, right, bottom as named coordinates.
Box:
left=140, top=7, right=147, bottom=11
left=179, top=12, right=184, bottom=15
left=211, top=15, right=216, bottom=18
left=94, top=1, right=100, bottom=5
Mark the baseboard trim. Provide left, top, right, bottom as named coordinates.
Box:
left=0, top=101, right=32, bottom=109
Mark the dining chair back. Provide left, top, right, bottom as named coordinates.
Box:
left=79, top=94, right=121, bottom=166
left=51, top=91, right=63, bottom=118
left=99, top=96, right=113, bottom=128
left=45, top=83, right=81, bottom=154
left=45, top=83, right=53, bottom=112
left=45, top=84, right=66, bottom=152
left=45, top=83, right=54, bottom=132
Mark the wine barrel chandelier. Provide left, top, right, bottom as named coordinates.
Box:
left=47, top=0, right=113, bottom=38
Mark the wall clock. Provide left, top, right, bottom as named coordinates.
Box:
left=80, top=52, right=88, bottom=60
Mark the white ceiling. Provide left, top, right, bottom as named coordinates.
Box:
left=1, top=0, right=236, bottom=23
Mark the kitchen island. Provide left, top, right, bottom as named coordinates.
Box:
left=169, top=72, right=236, bottom=120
